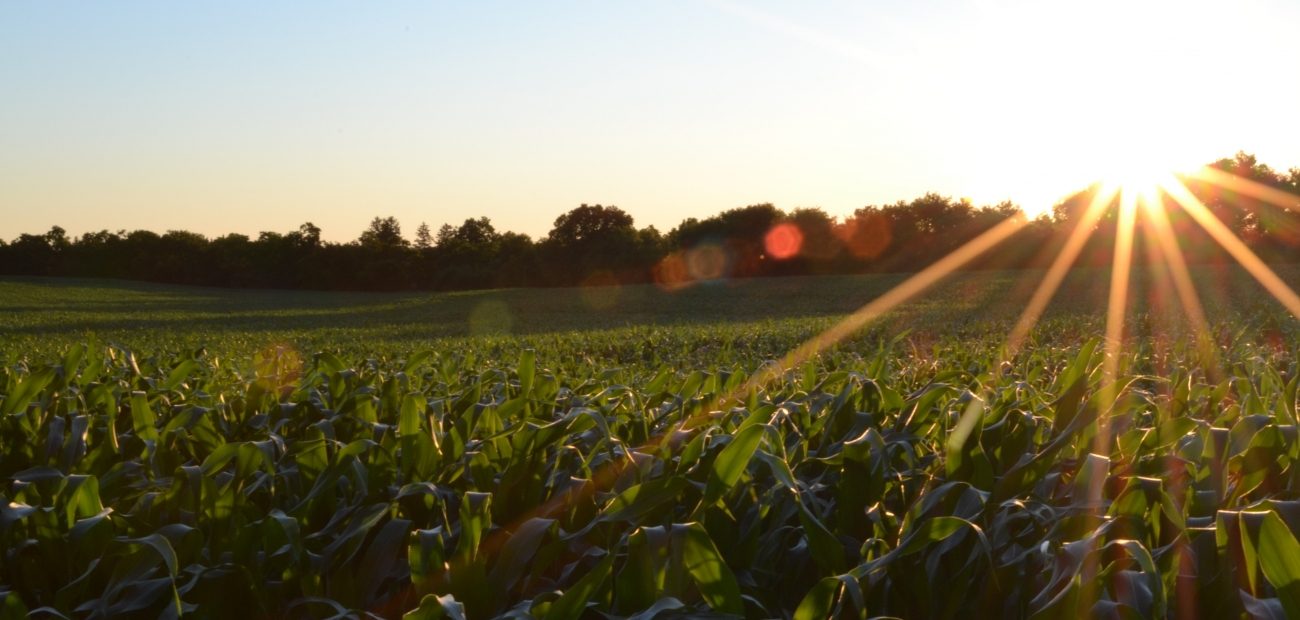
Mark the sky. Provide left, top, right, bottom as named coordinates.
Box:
left=3, top=0, right=1299, bottom=243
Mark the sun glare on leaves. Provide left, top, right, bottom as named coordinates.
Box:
left=455, top=3, right=1300, bottom=613
left=472, top=161, right=1300, bottom=615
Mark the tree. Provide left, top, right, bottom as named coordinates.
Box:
left=787, top=207, right=840, bottom=262
left=839, top=206, right=894, bottom=262
left=429, top=218, right=506, bottom=290
left=669, top=203, right=784, bottom=247
left=359, top=216, right=407, bottom=249
left=45, top=226, right=70, bottom=251
left=667, top=203, right=785, bottom=277
left=543, top=204, right=642, bottom=284
left=546, top=205, right=634, bottom=247
left=3, top=231, right=58, bottom=275
left=495, top=231, right=538, bottom=286
left=446, top=217, right=499, bottom=246
left=0, top=150, right=1295, bottom=291
left=289, top=222, right=322, bottom=249
left=415, top=222, right=433, bottom=249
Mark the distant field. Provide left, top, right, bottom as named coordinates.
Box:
left=0, top=271, right=1041, bottom=362
left=0, top=271, right=1010, bottom=338
left=0, top=265, right=1268, bottom=356
left=5, top=268, right=1300, bottom=618
left=1, top=265, right=1289, bottom=366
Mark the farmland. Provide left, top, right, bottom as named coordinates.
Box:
left=4, top=267, right=1300, bottom=618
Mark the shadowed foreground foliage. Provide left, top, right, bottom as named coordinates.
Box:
left=5, top=270, right=1300, bottom=617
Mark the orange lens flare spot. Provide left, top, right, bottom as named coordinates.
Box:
left=836, top=214, right=892, bottom=259
left=652, top=252, right=691, bottom=291
left=654, top=244, right=733, bottom=289
left=764, top=223, right=803, bottom=260
left=686, top=243, right=729, bottom=280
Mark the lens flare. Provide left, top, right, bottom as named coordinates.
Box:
left=1139, top=189, right=1220, bottom=375
left=468, top=300, right=513, bottom=335
left=1006, top=184, right=1118, bottom=354
left=457, top=163, right=1300, bottom=618
left=579, top=271, right=622, bottom=310
left=1098, top=187, right=1140, bottom=426
left=652, top=252, right=691, bottom=291
left=836, top=212, right=893, bottom=259
left=1163, top=176, right=1300, bottom=318
left=686, top=243, right=730, bottom=280
left=764, top=223, right=803, bottom=260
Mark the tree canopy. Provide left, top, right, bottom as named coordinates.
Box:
left=3, top=152, right=1298, bottom=292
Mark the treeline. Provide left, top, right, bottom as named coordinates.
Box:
left=2, top=152, right=1298, bottom=292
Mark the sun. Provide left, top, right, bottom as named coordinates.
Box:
left=1102, top=150, right=1167, bottom=195
left=1094, top=147, right=1172, bottom=211
left=1082, top=105, right=1191, bottom=203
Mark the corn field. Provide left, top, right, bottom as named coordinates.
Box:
left=4, top=275, right=1300, bottom=618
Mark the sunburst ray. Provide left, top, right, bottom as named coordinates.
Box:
left=1076, top=185, right=1140, bottom=614
left=466, top=212, right=1029, bottom=569
left=1139, top=188, right=1223, bottom=379
left=739, top=214, right=1028, bottom=393
left=1006, top=185, right=1119, bottom=355
left=1191, top=165, right=1300, bottom=211
left=1162, top=176, right=1300, bottom=317
left=1094, top=188, right=1139, bottom=461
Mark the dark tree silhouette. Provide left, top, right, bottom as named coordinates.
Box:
left=359, top=216, right=407, bottom=249
left=542, top=205, right=652, bottom=284
left=2, top=152, right=1298, bottom=292
left=415, top=223, right=433, bottom=249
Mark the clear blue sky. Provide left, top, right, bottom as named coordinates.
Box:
left=4, top=0, right=1298, bottom=242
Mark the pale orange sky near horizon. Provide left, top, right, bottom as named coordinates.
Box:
left=3, top=0, right=1298, bottom=243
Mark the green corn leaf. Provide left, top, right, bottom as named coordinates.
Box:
left=701, top=424, right=765, bottom=508
left=682, top=523, right=743, bottom=615
left=544, top=551, right=614, bottom=620
left=1, top=366, right=56, bottom=417
left=404, top=594, right=467, bottom=620
left=518, top=349, right=536, bottom=396
left=1259, top=512, right=1300, bottom=618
